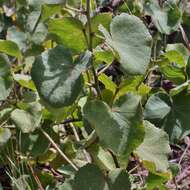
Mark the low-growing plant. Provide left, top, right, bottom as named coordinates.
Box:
left=0, top=0, right=190, bottom=189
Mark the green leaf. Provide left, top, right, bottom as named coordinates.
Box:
left=144, top=91, right=190, bottom=141
left=48, top=18, right=86, bottom=53
left=186, top=56, right=190, bottom=78
left=135, top=121, right=171, bottom=172
left=99, top=73, right=117, bottom=93
left=41, top=4, right=61, bottom=21
left=100, top=13, right=152, bottom=75
left=11, top=102, right=42, bottom=133
left=31, top=45, right=91, bottom=108
left=27, top=0, right=65, bottom=10
left=146, top=172, right=169, bottom=190
left=117, top=76, right=143, bottom=97
left=158, top=59, right=186, bottom=85
left=27, top=10, right=41, bottom=32
left=108, top=169, right=131, bottom=190
left=18, top=130, right=50, bottom=157
left=0, top=40, right=22, bottom=58
left=162, top=50, right=186, bottom=66
left=144, top=92, right=172, bottom=124
left=144, top=0, right=181, bottom=34
left=31, top=23, right=48, bottom=45
left=73, top=164, right=108, bottom=190
left=83, top=93, right=144, bottom=157
left=0, top=107, right=14, bottom=123
left=13, top=74, right=36, bottom=91
left=94, top=49, right=114, bottom=65
left=170, top=80, right=190, bottom=96
left=87, top=144, right=116, bottom=171
left=7, top=26, right=27, bottom=51
left=0, top=54, right=13, bottom=101
left=166, top=43, right=190, bottom=63
left=90, top=13, right=112, bottom=48
left=0, top=128, right=11, bottom=145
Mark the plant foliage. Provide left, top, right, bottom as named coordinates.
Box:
left=0, top=0, right=190, bottom=189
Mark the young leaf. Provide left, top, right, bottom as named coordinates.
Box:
left=83, top=93, right=144, bottom=158
left=31, top=45, right=91, bottom=108
left=100, top=13, right=152, bottom=75
left=90, top=13, right=112, bottom=48
left=48, top=18, right=86, bottom=53
left=0, top=40, right=22, bottom=58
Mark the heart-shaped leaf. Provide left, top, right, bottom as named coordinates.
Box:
left=100, top=13, right=152, bottom=75
left=31, top=45, right=91, bottom=108
left=135, top=121, right=171, bottom=172
left=83, top=93, right=144, bottom=157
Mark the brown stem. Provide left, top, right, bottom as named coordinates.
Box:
left=40, top=128, right=78, bottom=171
left=28, top=164, right=44, bottom=190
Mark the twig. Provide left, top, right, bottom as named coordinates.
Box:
left=179, top=143, right=190, bottom=165
left=179, top=25, right=190, bottom=52
left=40, top=128, right=78, bottom=171
left=97, top=64, right=111, bottom=76
left=128, top=164, right=140, bottom=174
left=28, top=164, right=44, bottom=190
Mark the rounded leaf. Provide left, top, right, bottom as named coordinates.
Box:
left=100, top=13, right=152, bottom=75
left=31, top=46, right=91, bottom=108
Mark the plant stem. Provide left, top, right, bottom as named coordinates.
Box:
left=40, top=128, right=78, bottom=171
left=86, top=0, right=102, bottom=99
left=28, top=164, right=44, bottom=190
